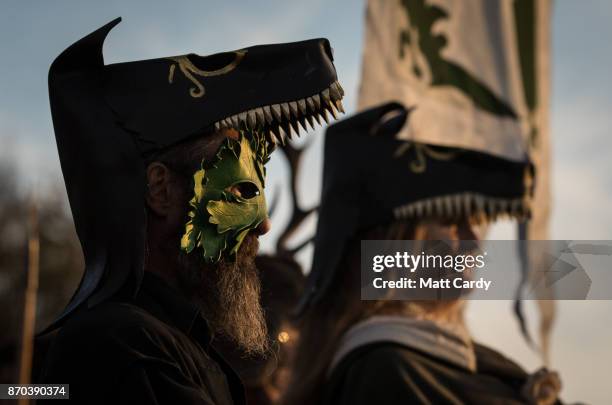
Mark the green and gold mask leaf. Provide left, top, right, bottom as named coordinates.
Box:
left=180, top=129, right=269, bottom=263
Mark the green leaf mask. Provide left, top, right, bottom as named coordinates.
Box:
left=180, top=129, right=270, bottom=263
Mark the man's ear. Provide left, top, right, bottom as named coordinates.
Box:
left=145, top=162, right=173, bottom=216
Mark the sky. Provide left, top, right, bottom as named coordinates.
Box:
left=1, top=1, right=611, bottom=403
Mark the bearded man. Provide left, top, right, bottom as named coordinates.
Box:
left=40, top=18, right=343, bottom=405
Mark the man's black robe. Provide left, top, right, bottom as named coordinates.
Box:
left=322, top=342, right=561, bottom=405
left=41, top=272, right=244, bottom=404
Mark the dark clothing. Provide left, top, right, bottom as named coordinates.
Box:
left=323, top=342, right=560, bottom=405
left=42, top=272, right=244, bottom=405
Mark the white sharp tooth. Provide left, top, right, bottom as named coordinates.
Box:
left=330, top=82, right=341, bottom=100
left=321, top=88, right=331, bottom=104
left=271, top=104, right=283, bottom=122
left=277, top=126, right=287, bottom=144
left=420, top=201, right=427, bottom=216
left=297, top=118, right=308, bottom=133
left=407, top=204, right=415, bottom=217
left=219, top=119, right=227, bottom=128
left=395, top=205, right=404, bottom=218
left=313, top=94, right=321, bottom=109
left=263, top=105, right=274, bottom=124
left=289, top=120, right=300, bottom=137
left=327, top=105, right=338, bottom=120
left=312, top=111, right=322, bottom=125
left=306, top=97, right=316, bottom=112
left=465, top=194, right=473, bottom=216
left=238, top=112, right=248, bottom=126
left=305, top=115, right=315, bottom=130
left=247, top=110, right=257, bottom=128
left=434, top=198, right=443, bottom=214
left=397, top=205, right=406, bottom=218
left=266, top=129, right=278, bottom=145
left=281, top=103, right=291, bottom=120
left=320, top=109, right=329, bottom=124
left=270, top=126, right=281, bottom=144
left=214, top=121, right=220, bottom=131
left=415, top=202, right=423, bottom=217
left=298, top=99, right=307, bottom=115
left=454, top=194, right=463, bottom=216
left=445, top=196, right=453, bottom=217
left=230, top=115, right=240, bottom=128
left=335, top=99, right=345, bottom=113
left=337, top=81, right=345, bottom=96
left=289, top=101, right=299, bottom=116
left=487, top=199, right=496, bottom=217
left=425, top=200, right=433, bottom=215
left=474, top=195, right=484, bottom=212
left=255, top=108, right=265, bottom=126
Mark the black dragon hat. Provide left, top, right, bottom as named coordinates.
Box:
left=297, top=101, right=533, bottom=315
left=46, top=17, right=344, bottom=330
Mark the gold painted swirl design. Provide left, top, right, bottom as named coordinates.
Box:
left=167, top=50, right=247, bottom=98
left=394, top=142, right=457, bottom=173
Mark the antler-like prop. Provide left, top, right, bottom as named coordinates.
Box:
left=275, top=140, right=318, bottom=258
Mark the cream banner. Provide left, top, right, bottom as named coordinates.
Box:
left=358, top=0, right=552, bottom=361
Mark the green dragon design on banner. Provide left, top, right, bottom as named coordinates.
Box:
left=398, top=0, right=522, bottom=120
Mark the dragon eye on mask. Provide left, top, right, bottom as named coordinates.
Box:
left=180, top=129, right=271, bottom=263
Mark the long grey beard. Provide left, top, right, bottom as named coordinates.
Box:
left=177, top=235, right=269, bottom=356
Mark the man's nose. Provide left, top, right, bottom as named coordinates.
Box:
left=255, top=218, right=271, bottom=236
